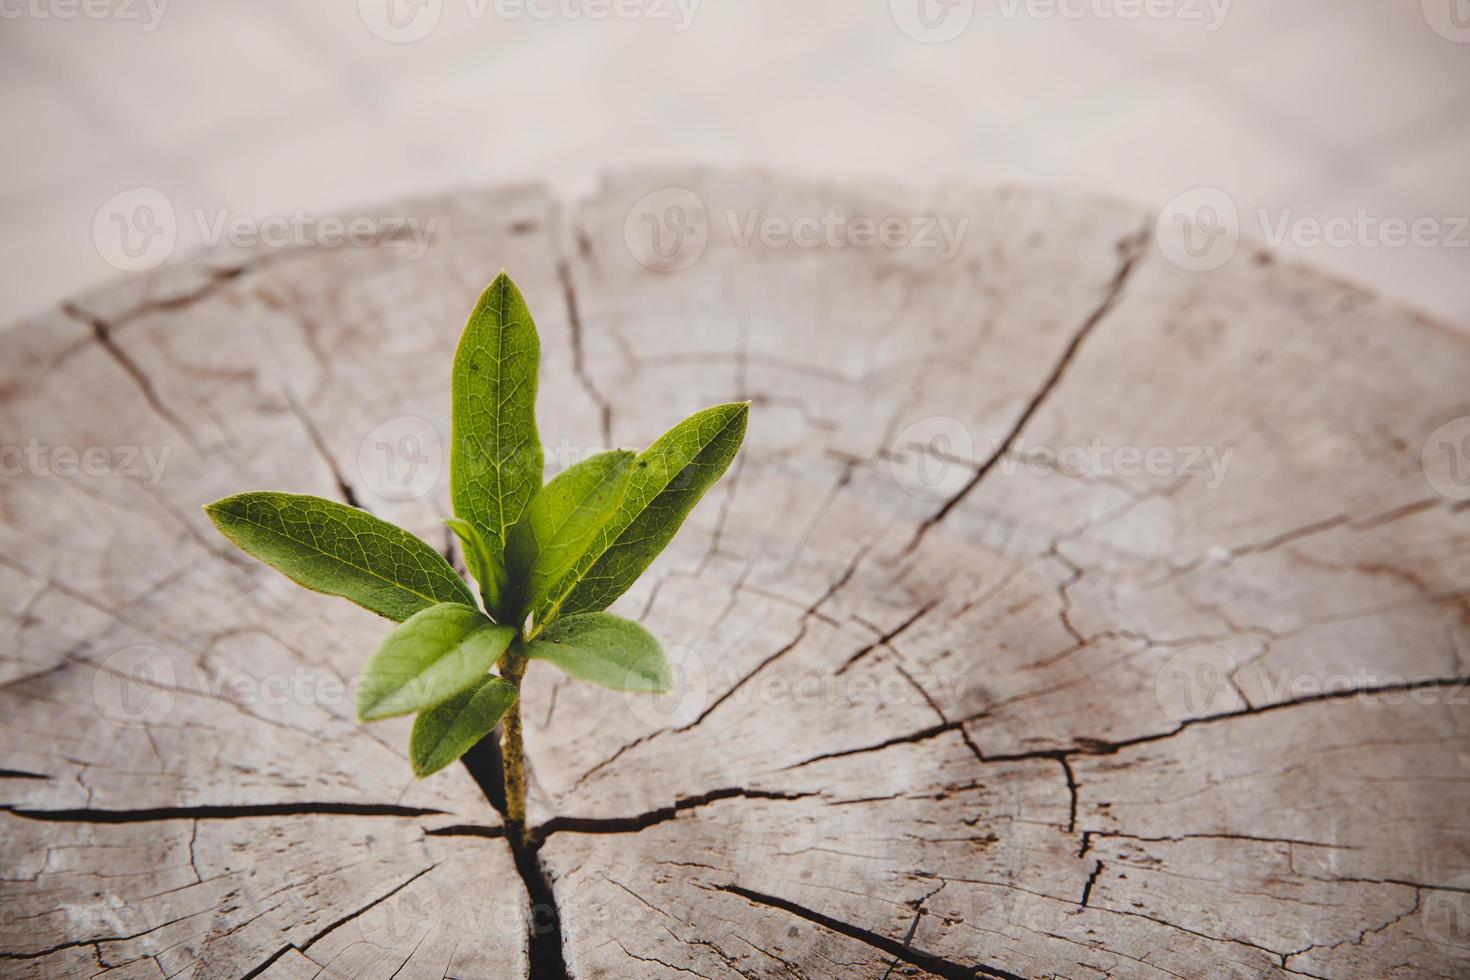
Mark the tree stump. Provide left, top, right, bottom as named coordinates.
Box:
left=3, top=171, right=1468, bottom=979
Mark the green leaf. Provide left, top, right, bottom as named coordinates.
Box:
left=450, top=272, right=543, bottom=564
left=205, top=492, right=475, bottom=622
left=561, top=402, right=749, bottom=616
left=410, top=674, right=518, bottom=777
left=522, top=612, right=671, bottom=693
left=445, top=517, right=509, bottom=621
left=506, top=450, right=637, bottom=633
left=356, top=603, right=515, bottom=721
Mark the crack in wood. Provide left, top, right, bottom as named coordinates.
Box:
left=3, top=802, right=446, bottom=823
left=714, top=883, right=1024, bottom=980
left=533, top=788, right=816, bottom=841
left=902, top=225, right=1150, bottom=556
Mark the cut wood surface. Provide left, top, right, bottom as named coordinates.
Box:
left=2, top=170, right=1468, bottom=978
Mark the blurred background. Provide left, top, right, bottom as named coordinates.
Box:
left=2, top=0, right=1467, bottom=327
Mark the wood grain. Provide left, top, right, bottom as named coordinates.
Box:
left=2, top=172, right=1467, bottom=978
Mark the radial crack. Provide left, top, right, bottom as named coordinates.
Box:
left=902, top=226, right=1149, bottom=555
left=714, top=884, right=1023, bottom=980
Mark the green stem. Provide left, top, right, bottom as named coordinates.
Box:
left=499, top=650, right=529, bottom=847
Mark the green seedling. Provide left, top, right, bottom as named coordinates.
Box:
left=205, top=272, right=747, bottom=843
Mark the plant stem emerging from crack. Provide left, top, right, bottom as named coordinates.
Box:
left=499, top=649, right=530, bottom=848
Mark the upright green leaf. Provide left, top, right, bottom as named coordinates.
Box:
left=445, top=517, right=509, bottom=621
left=522, top=612, right=671, bottom=693
left=506, top=451, right=637, bottom=633
left=205, top=492, right=475, bottom=622
left=451, top=272, right=543, bottom=563
left=410, top=674, right=518, bottom=777
left=356, top=603, right=514, bottom=720
left=561, top=402, right=749, bottom=616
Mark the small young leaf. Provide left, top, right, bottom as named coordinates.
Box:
left=450, top=272, right=543, bottom=564
left=445, top=517, right=509, bottom=621
left=506, top=450, right=637, bottom=633
left=205, top=492, right=475, bottom=622
left=522, top=612, right=671, bottom=693
left=410, top=674, right=518, bottom=777
left=561, top=402, right=749, bottom=616
left=356, top=603, right=515, bottom=721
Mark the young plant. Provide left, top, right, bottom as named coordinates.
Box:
left=205, top=272, right=747, bottom=843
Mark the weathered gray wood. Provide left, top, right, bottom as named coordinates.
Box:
left=3, top=172, right=1467, bottom=978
